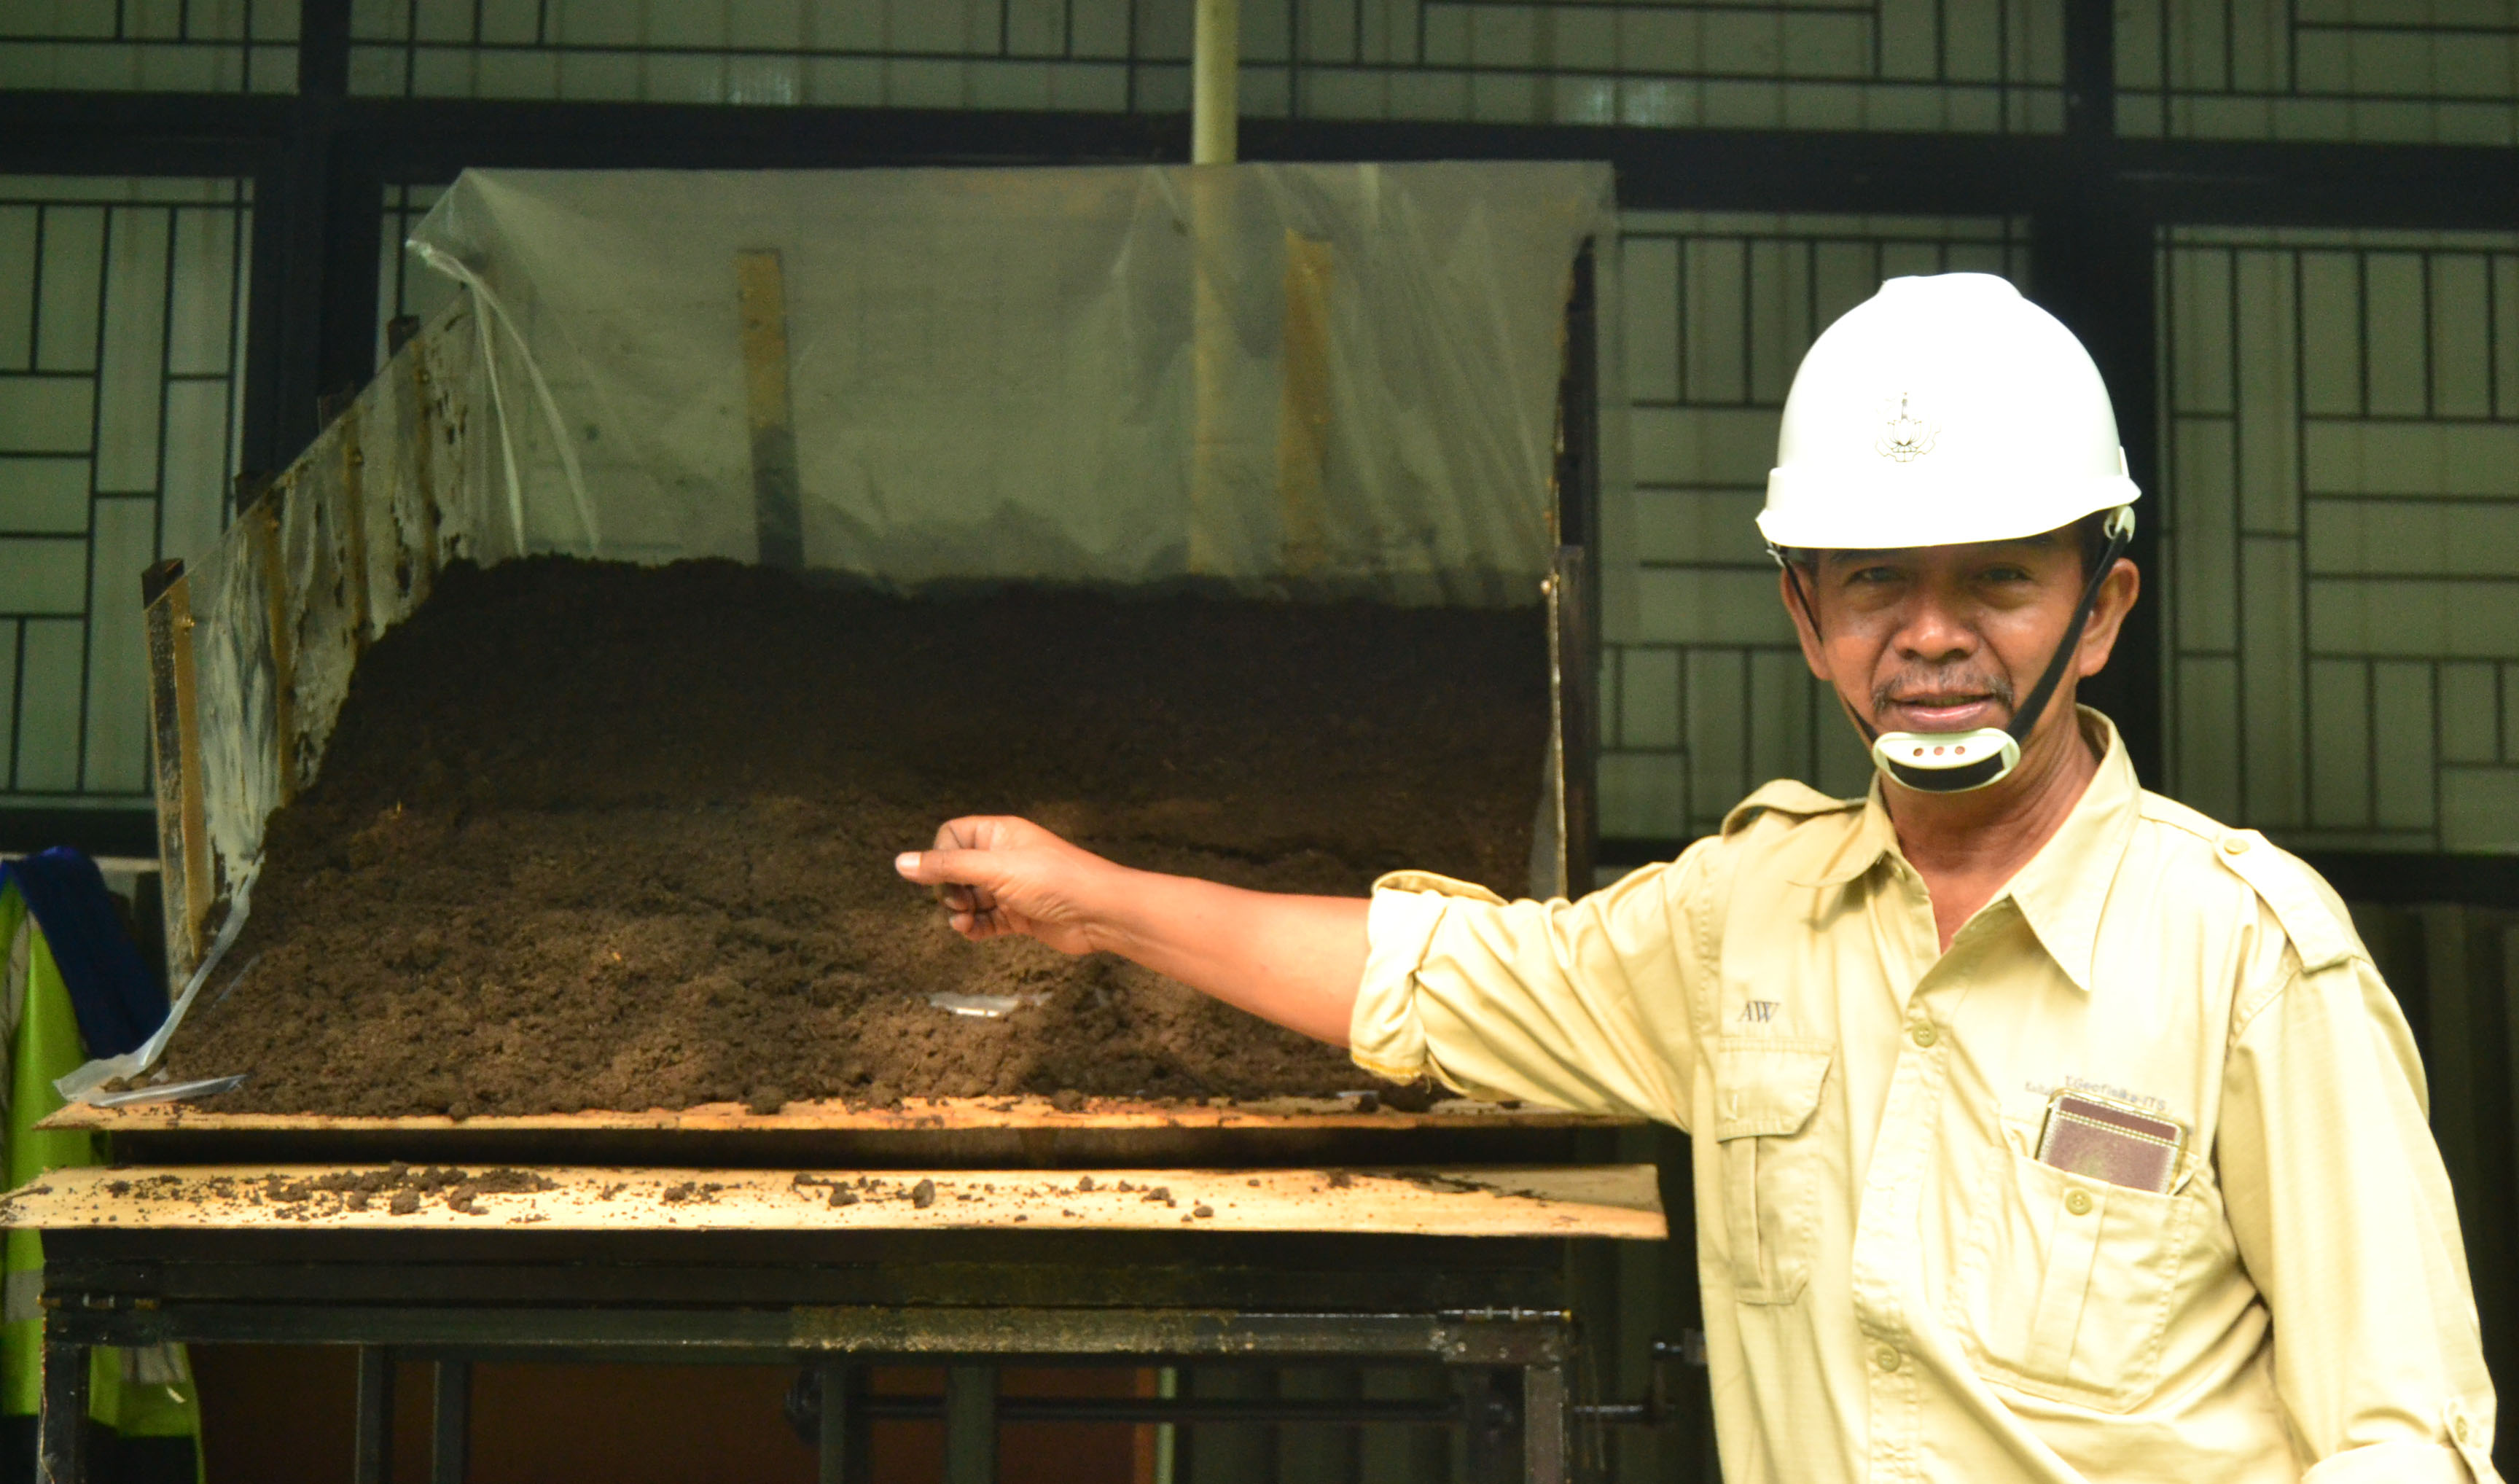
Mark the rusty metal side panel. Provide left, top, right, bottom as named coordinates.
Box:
left=142, top=563, right=208, bottom=980
left=174, top=296, right=489, bottom=948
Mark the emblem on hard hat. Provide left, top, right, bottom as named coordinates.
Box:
left=1875, top=394, right=1937, bottom=463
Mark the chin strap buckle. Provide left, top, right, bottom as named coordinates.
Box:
left=1872, top=727, right=2021, bottom=794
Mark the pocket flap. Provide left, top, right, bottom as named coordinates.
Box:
left=1711, top=1039, right=1834, bottom=1140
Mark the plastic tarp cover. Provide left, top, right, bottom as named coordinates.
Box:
left=410, top=163, right=1616, bottom=606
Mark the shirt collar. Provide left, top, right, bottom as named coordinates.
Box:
left=1792, top=708, right=2141, bottom=993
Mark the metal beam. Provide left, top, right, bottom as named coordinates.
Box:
left=7, top=90, right=2518, bottom=229
left=50, top=1300, right=1572, bottom=1364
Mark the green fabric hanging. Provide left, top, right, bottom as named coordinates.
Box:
left=0, top=884, right=203, bottom=1453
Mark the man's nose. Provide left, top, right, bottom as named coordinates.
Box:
left=1890, top=591, right=1979, bottom=665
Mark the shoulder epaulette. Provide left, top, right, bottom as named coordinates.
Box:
left=2142, top=797, right=2359, bottom=973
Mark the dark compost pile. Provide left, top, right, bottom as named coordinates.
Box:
left=165, top=558, right=1548, bottom=1116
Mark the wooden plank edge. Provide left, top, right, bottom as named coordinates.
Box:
left=40, top=1094, right=1641, bottom=1134
left=0, top=1163, right=1667, bottom=1241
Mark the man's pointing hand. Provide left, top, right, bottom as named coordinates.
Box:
left=895, top=816, right=1112, bottom=956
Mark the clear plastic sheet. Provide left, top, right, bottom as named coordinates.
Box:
left=407, top=163, right=1615, bottom=604
left=148, top=163, right=1617, bottom=1023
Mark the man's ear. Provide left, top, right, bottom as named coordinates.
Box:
left=1780, top=564, right=1832, bottom=682
left=2073, top=558, right=2141, bottom=679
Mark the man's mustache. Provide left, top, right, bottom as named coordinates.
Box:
left=1872, top=668, right=2017, bottom=716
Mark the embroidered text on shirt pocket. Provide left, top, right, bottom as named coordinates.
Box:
left=1950, top=1143, right=2196, bottom=1410
left=1711, top=1037, right=1834, bottom=1305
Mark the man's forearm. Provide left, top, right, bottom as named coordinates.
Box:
left=1079, top=866, right=1368, bottom=1045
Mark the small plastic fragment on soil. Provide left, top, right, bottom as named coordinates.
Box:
left=910, top=1179, right=936, bottom=1208
left=928, top=993, right=1023, bottom=1019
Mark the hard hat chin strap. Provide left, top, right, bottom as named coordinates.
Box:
left=1776, top=508, right=2134, bottom=795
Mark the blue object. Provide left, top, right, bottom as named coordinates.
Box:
left=0, top=848, right=165, bottom=1059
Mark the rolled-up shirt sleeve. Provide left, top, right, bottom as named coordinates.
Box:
left=1346, top=841, right=1717, bottom=1129
left=2219, top=951, right=2504, bottom=1483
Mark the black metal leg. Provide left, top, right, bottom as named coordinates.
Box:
left=36, top=1337, right=87, bottom=1484
left=354, top=1346, right=394, bottom=1484
left=1521, top=1364, right=1568, bottom=1484
left=814, top=1363, right=870, bottom=1484
left=1460, top=1367, right=1523, bottom=1484
left=430, top=1359, right=469, bottom=1484
left=942, top=1364, right=996, bottom=1484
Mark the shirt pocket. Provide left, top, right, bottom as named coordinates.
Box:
left=1948, top=1141, right=2198, bottom=1411
left=1711, top=1037, right=1835, bottom=1305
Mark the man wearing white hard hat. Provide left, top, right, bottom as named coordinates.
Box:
left=898, top=273, right=2501, bottom=1483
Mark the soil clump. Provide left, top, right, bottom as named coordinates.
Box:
left=165, top=558, right=1547, bottom=1115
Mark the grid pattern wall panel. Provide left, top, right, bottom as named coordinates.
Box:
left=0, top=177, right=251, bottom=809
left=2119, top=0, right=2519, bottom=142
left=1600, top=211, right=2031, bottom=843
left=344, top=0, right=2066, bottom=133
left=0, top=0, right=297, bottom=90
left=2160, top=226, right=2519, bottom=853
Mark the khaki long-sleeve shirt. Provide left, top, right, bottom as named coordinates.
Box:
left=1351, top=711, right=2501, bottom=1484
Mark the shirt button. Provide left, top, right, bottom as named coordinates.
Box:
left=2065, top=1189, right=2094, bottom=1217
left=2222, top=833, right=2252, bottom=855
left=1910, top=1023, right=1938, bottom=1049
left=2453, top=1416, right=2472, bottom=1443
left=1875, top=1345, right=1902, bottom=1372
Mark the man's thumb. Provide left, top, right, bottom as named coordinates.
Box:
left=896, top=848, right=996, bottom=888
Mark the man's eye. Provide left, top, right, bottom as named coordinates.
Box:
left=1846, top=567, right=1901, bottom=586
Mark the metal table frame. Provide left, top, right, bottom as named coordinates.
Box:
left=32, top=1227, right=1582, bottom=1483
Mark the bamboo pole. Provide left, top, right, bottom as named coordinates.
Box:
left=1186, top=0, right=1240, bottom=576
left=736, top=249, right=805, bottom=570
left=1192, top=0, right=1238, bottom=167
left=1278, top=232, right=1334, bottom=575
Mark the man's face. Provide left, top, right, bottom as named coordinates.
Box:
left=1781, top=531, right=2136, bottom=743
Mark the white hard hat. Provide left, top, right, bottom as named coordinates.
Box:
left=1758, top=273, right=2139, bottom=552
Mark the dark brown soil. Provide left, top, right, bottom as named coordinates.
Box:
left=166, top=558, right=1547, bottom=1116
